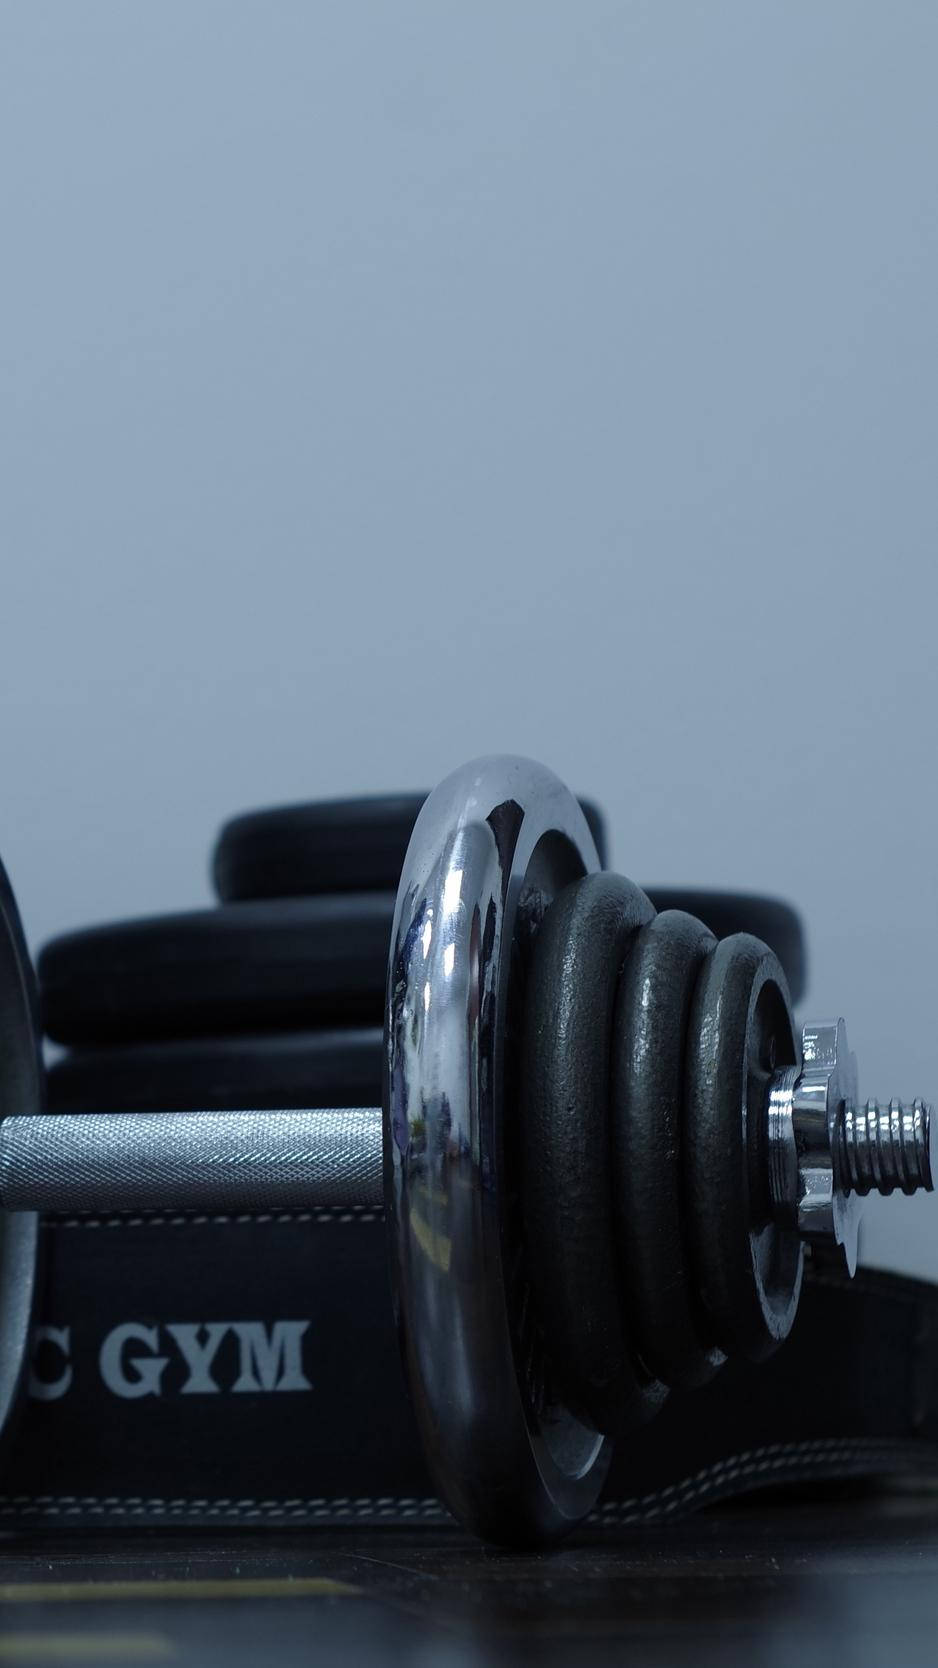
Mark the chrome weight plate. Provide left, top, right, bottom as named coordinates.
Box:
left=384, top=756, right=607, bottom=1544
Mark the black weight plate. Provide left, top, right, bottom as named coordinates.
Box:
left=644, top=889, right=806, bottom=1004
left=521, top=872, right=666, bottom=1434
left=612, top=911, right=725, bottom=1390
left=38, top=896, right=396, bottom=1048
left=0, top=858, right=44, bottom=1455
left=684, top=933, right=803, bottom=1363
left=46, top=1028, right=382, bottom=1114
left=212, top=794, right=608, bottom=901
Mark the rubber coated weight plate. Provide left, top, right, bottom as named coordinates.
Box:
left=46, top=1028, right=382, bottom=1114
left=685, top=933, right=803, bottom=1363
left=212, top=794, right=608, bottom=901
left=38, top=895, right=395, bottom=1048
left=521, top=872, right=666, bottom=1434
left=644, top=890, right=806, bottom=1004
left=612, top=911, right=725, bottom=1390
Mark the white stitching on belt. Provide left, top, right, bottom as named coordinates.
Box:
left=1, top=1438, right=931, bottom=1524
left=49, top=1207, right=384, bottom=1229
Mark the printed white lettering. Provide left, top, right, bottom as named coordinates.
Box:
left=166, top=1323, right=231, bottom=1394
left=230, top=1321, right=312, bottom=1392
left=99, top=1323, right=169, bottom=1398
left=25, top=1318, right=314, bottom=1398
left=28, top=1325, right=73, bottom=1401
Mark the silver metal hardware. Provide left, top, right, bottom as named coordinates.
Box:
left=0, top=1037, right=931, bottom=1279
left=767, top=1019, right=933, bottom=1273
left=0, top=1107, right=383, bottom=1214
left=0, top=1037, right=930, bottom=1276
left=384, top=753, right=607, bottom=1543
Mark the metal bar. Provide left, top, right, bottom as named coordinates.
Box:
left=0, top=1108, right=384, bottom=1214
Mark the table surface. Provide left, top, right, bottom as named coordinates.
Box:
left=1, top=1488, right=937, bottom=1667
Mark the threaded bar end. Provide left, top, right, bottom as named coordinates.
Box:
left=838, top=1098, right=932, bottom=1197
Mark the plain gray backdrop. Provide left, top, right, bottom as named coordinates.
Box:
left=2, top=3, right=936, bottom=1273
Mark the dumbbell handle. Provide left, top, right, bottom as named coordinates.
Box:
left=0, top=1109, right=384, bottom=1214
left=0, top=1056, right=932, bottom=1222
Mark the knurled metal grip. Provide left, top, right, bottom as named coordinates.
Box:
left=0, top=754, right=933, bottom=1547
left=0, top=1108, right=384, bottom=1213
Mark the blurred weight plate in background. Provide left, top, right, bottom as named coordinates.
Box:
left=45, top=1028, right=383, bottom=1113
left=39, top=896, right=396, bottom=1047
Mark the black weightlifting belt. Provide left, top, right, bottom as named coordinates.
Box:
left=7, top=1212, right=938, bottom=1530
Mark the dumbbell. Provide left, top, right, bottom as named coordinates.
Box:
left=0, top=755, right=931, bottom=1546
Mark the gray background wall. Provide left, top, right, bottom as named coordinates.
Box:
left=2, top=3, right=935, bottom=1273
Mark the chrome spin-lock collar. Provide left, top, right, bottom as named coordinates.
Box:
left=768, top=1018, right=933, bottom=1273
